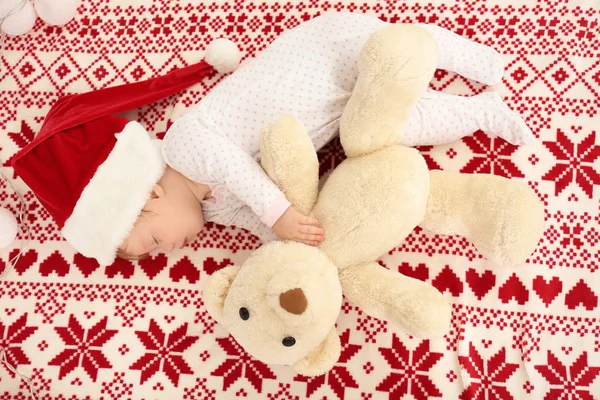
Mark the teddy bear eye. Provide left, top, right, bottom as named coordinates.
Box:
left=239, top=307, right=250, bottom=321
left=282, top=337, right=296, bottom=347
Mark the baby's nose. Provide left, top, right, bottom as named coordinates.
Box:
left=162, top=243, right=175, bottom=252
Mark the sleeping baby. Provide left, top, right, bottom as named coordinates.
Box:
left=117, top=12, right=534, bottom=259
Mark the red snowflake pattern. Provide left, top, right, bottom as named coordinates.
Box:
left=0, top=314, right=38, bottom=377
left=461, top=130, right=524, bottom=178
left=3, top=121, right=35, bottom=176
left=459, top=343, right=519, bottom=400
left=535, top=351, right=600, bottom=400
left=543, top=129, right=600, bottom=198
left=211, top=335, right=276, bottom=393
left=295, top=329, right=361, bottom=400
left=130, top=319, right=199, bottom=386
left=48, top=315, right=117, bottom=381
left=376, top=336, right=443, bottom=399
left=416, top=146, right=443, bottom=170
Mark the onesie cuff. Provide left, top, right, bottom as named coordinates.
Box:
left=261, top=193, right=291, bottom=228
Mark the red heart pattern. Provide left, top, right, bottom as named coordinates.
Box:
left=565, top=280, right=598, bottom=311
left=9, top=249, right=38, bottom=275
left=533, top=276, right=562, bottom=307
left=431, top=265, right=463, bottom=297
left=203, top=257, right=234, bottom=276
left=170, top=257, right=200, bottom=284
left=498, top=274, right=529, bottom=305
left=73, top=253, right=100, bottom=278
left=466, top=269, right=496, bottom=300
left=105, top=258, right=135, bottom=279
left=39, top=252, right=70, bottom=277
left=398, top=262, right=429, bottom=282
left=139, top=254, right=168, bottom=279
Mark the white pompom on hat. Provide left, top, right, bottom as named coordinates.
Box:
left=0, top=0, right=37, bottom=37
left=34, top=0, right=78, bottom=26
left=0, top=207, right=18, bottom=249
left=1, top=0, right=78, bottom=36
left=204, top=38, right=243, bottom=74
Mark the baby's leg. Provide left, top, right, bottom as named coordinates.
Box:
left=400, top=89, right=534, bottom=146
left=418, top=24, right=504, bottom=86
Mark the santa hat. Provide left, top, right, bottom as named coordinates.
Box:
left=11, top=39, right=242, bottom=266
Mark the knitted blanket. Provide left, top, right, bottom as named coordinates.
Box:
left=1, top=0, right=599, bottom=399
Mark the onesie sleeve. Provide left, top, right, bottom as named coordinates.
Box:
left=229, top=206, right=280, bottom=243
left=162, top=116, right=291, bottom=227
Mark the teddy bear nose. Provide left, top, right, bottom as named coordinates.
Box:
left=279, top=288, right=307, bottom=314
left=282, top=337, right=296, bottom=347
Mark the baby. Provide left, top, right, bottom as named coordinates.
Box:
left=118, top=13, right=533, bottom=258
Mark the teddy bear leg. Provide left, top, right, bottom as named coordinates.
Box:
left=421, top=170, right=545, bottom=267
left=340, top=24, right=438, bottom=158
left=338, top=262, right=451, bottom=338
left=260, top=115, right=320, bottom=215
left=418, top=24, right=505, bottom=86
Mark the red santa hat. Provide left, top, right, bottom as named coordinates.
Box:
left=11, top=39, right=242, bottom=266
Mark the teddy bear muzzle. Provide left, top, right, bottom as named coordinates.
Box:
left=279, top=288, right=308, bottom=315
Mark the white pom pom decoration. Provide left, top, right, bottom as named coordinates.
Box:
left=0, top=207, right=18, bottom=249
left=34, top=0, right=78, bottom=27
left=204, top=38, right=242, bottom=74
left=0, top=0, right=22, bottom=20
left=0, top=0, right=36, bottom=36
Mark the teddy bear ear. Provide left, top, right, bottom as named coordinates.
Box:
left=293, top=328, right=341, bottom=377
left=202, top=265, right=241, bottom=324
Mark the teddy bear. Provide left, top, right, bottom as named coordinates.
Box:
left=203, top=24, right=544, bottom=376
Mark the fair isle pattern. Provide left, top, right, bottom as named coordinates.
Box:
left=1, top=0, right=599, bottom=399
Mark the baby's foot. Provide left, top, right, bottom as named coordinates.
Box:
left=479, top=91, right=534, bottom=146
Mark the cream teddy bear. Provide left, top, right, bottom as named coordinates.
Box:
left=204, top=24, right=544, bottom=376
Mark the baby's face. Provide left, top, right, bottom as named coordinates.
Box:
left=119, top=185, right=205, bottom=257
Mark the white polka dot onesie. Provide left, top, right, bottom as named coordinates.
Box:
left=162, top=12, right=533, bottom=242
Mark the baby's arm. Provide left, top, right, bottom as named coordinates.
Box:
left=219, top=205, right=324, bottom=246
left=227, top=206, right=281, bottom=243
left=163, top=116, right=324, bottom=245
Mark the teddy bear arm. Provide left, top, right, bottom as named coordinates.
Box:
left=202, top=265, right=241, bottom=324
left=421, top=170, right=545, bottom=267
left=260, top=115, right=319, bottom=215
left=340, top=24, right=438, bottom=158
left=338, top=262, right=451, bottom=338
left=293, top=328, right=341, bottom=377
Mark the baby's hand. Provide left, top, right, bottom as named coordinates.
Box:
left=273, top=206, right=325, bottom=246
